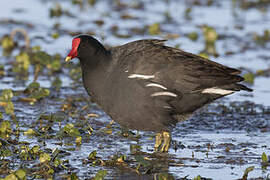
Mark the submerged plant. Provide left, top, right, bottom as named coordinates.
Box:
left=93, top=170, right=107, bottom=180
left=0, top=89, right=14, bottom=115
left=253, top=29, right=270, bottom=46
left=149, top=23, right=161, bottom=35
left=0, top=35, right=16, bottom=56
left=22, top=82, right=50, bottom=104
left=201, top=25, right=218, bottom=57
left=242, top=166, right=254, bottom=180
left=13, top=51, right=31, bottom=78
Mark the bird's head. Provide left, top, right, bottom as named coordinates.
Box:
left=65, top=35, right=107, bottom=63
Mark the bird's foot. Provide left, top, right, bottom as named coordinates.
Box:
left=106, top=120, right=114, bottom=129
left=154, top=131, right=171, bottom=152
left=161, top=131, right=171, bottom=152
left=155, top=132, right=163, bottom=151
left=109, top=120, right=114, bottom=125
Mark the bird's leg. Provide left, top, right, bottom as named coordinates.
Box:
left=154, top=132, right=163, bottom=151
left=106, top=120, right=114, bottom=128
left=161, top=131, right=171, bottom=152
left=109, top=120, right=114, bottom=125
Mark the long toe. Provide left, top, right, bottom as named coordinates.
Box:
left=155, top=133, right=163, bottom=151
left=161, top=131, right=171, bottom=152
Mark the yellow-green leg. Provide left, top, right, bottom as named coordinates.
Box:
left=161, top=131, right=171, bottom=152
left=154, top=131, right=171, bottom=152
left=109, top=120, right=114, bottom=125
left=155, top=132, right=163, bottom=151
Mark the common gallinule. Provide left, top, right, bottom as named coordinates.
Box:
left=65, top=35, right=252, bottom=152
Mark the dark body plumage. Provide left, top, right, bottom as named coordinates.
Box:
left=72, top=35, right=252, bottom=132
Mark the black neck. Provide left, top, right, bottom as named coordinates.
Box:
left=79, top=48, right=111, bottom=71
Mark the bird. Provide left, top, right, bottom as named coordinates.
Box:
left=65, top=35, right=252, bottom=152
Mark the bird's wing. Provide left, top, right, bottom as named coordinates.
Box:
left=107, top=40, right=250, bottom=130
left=112, top=39, right=245, bottom=92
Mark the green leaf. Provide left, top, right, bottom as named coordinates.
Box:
left=75, top=136, right=82, bottom=145
left=14, top=52, right=30, bottom=72
left=39, top=153, right=51, bottom=163
left=33, top=51, right=51, bottom=65
left=24, top=82, right=40, bottom=94
left=29, top=88, right=50, bottom=100
left=1, top=89, right=14, bottom=101
left=88, top=0, right=97, bottom=6
left=24, top=82, right=50, bottom=101
left=47, top=54, right=61, bottom=72
left=130, top=144, right=141, bottom=154
left=1, top=36, right=15, bottom=50
left=30, top=145, right=40, bottom=154
left=52, top=77, right=62, bottom=90
left=49, top=3, right=63, bottom=18
left=188, top=32, right=198, bottom=41
left=88, top=150, right=97, bottom=160
left=0, top=121, right=11, bottom=134
left=4, top=101, right=14, bottom=115
left=15, top=169, right=26, bottom=179
left=94, top=170, right=107, bottom=180
left=51, top=32, right=59, bottom=39
left=62, top=123, right=80, bottom=137
left=202, top=26, right=218, bottom=43
left=53, top=158, right=62, bottom=167
left=24, top=129, right=37, bottom=136
left=69, top=173, right=79, bottom=180
left=32, top=46, right=41, bottom=52
left=243, top=73, right=255, bottom=84
left=0, top=65, right=4, bottom=76
left=149, top=23, right=161, bottom=35
left=193, top=175, right=201, bottom=180
left=262, top=152, right=268, bottom=163
left=0, top=147, right=12, bottom=157
left=3, top=174, right=18, bottom=180
left=134, top=155, right=151, bottom=167
left=157, top=173, right=175, bottom=180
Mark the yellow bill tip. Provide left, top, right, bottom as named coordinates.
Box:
left=65, top=56, right=72, bottom=62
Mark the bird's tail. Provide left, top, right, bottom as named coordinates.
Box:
left=220, top=83, right=253, bottom=92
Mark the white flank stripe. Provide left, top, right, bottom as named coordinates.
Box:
left=128, top=74, right=155, bottom=79
left=146, top=83, right=167, bottom=90
left=151, top=92, right=177, bottom=97
left=163, top=106, right=172, bottom=109
left=202, top=88, right=234, bottom=95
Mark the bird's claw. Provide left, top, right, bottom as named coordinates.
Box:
left=155, top=131, right=171, bottom=152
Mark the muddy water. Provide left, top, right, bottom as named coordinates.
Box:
left=0, top=0, right=270, bottom=179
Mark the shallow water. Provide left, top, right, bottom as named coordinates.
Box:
left=0, top=0, right=270, bottom=179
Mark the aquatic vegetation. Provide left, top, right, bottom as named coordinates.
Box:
left=148, top=23, right=161, bottom=35
left=262, top=152, right=268, bottom=163
left=23, top=82, right=50, bottom=104
left=235, top=0, right=270, bottom=10
left=188, top=32, right=199, bottom=41
left=93, top=170, right=107, bottom=180
left=243, top=72, right=255, bottom=84
left=0, top=36, right=15, bottom=56
left=0, top=90, right=14, bottom=115
left=262, top=152, right=269, bottom=171
left=49, top=3, right=64, bottom=18
left=0, top=0, right=269, bottom=179
left=241, top=166, right=254, bottom=180
left=13, top=52, right=30, bottom=76
left=253, top=29, right=270, bottom=46
left=201, top=25, right=218, bottom=56
left=61, top=123, right=80, bottom=137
